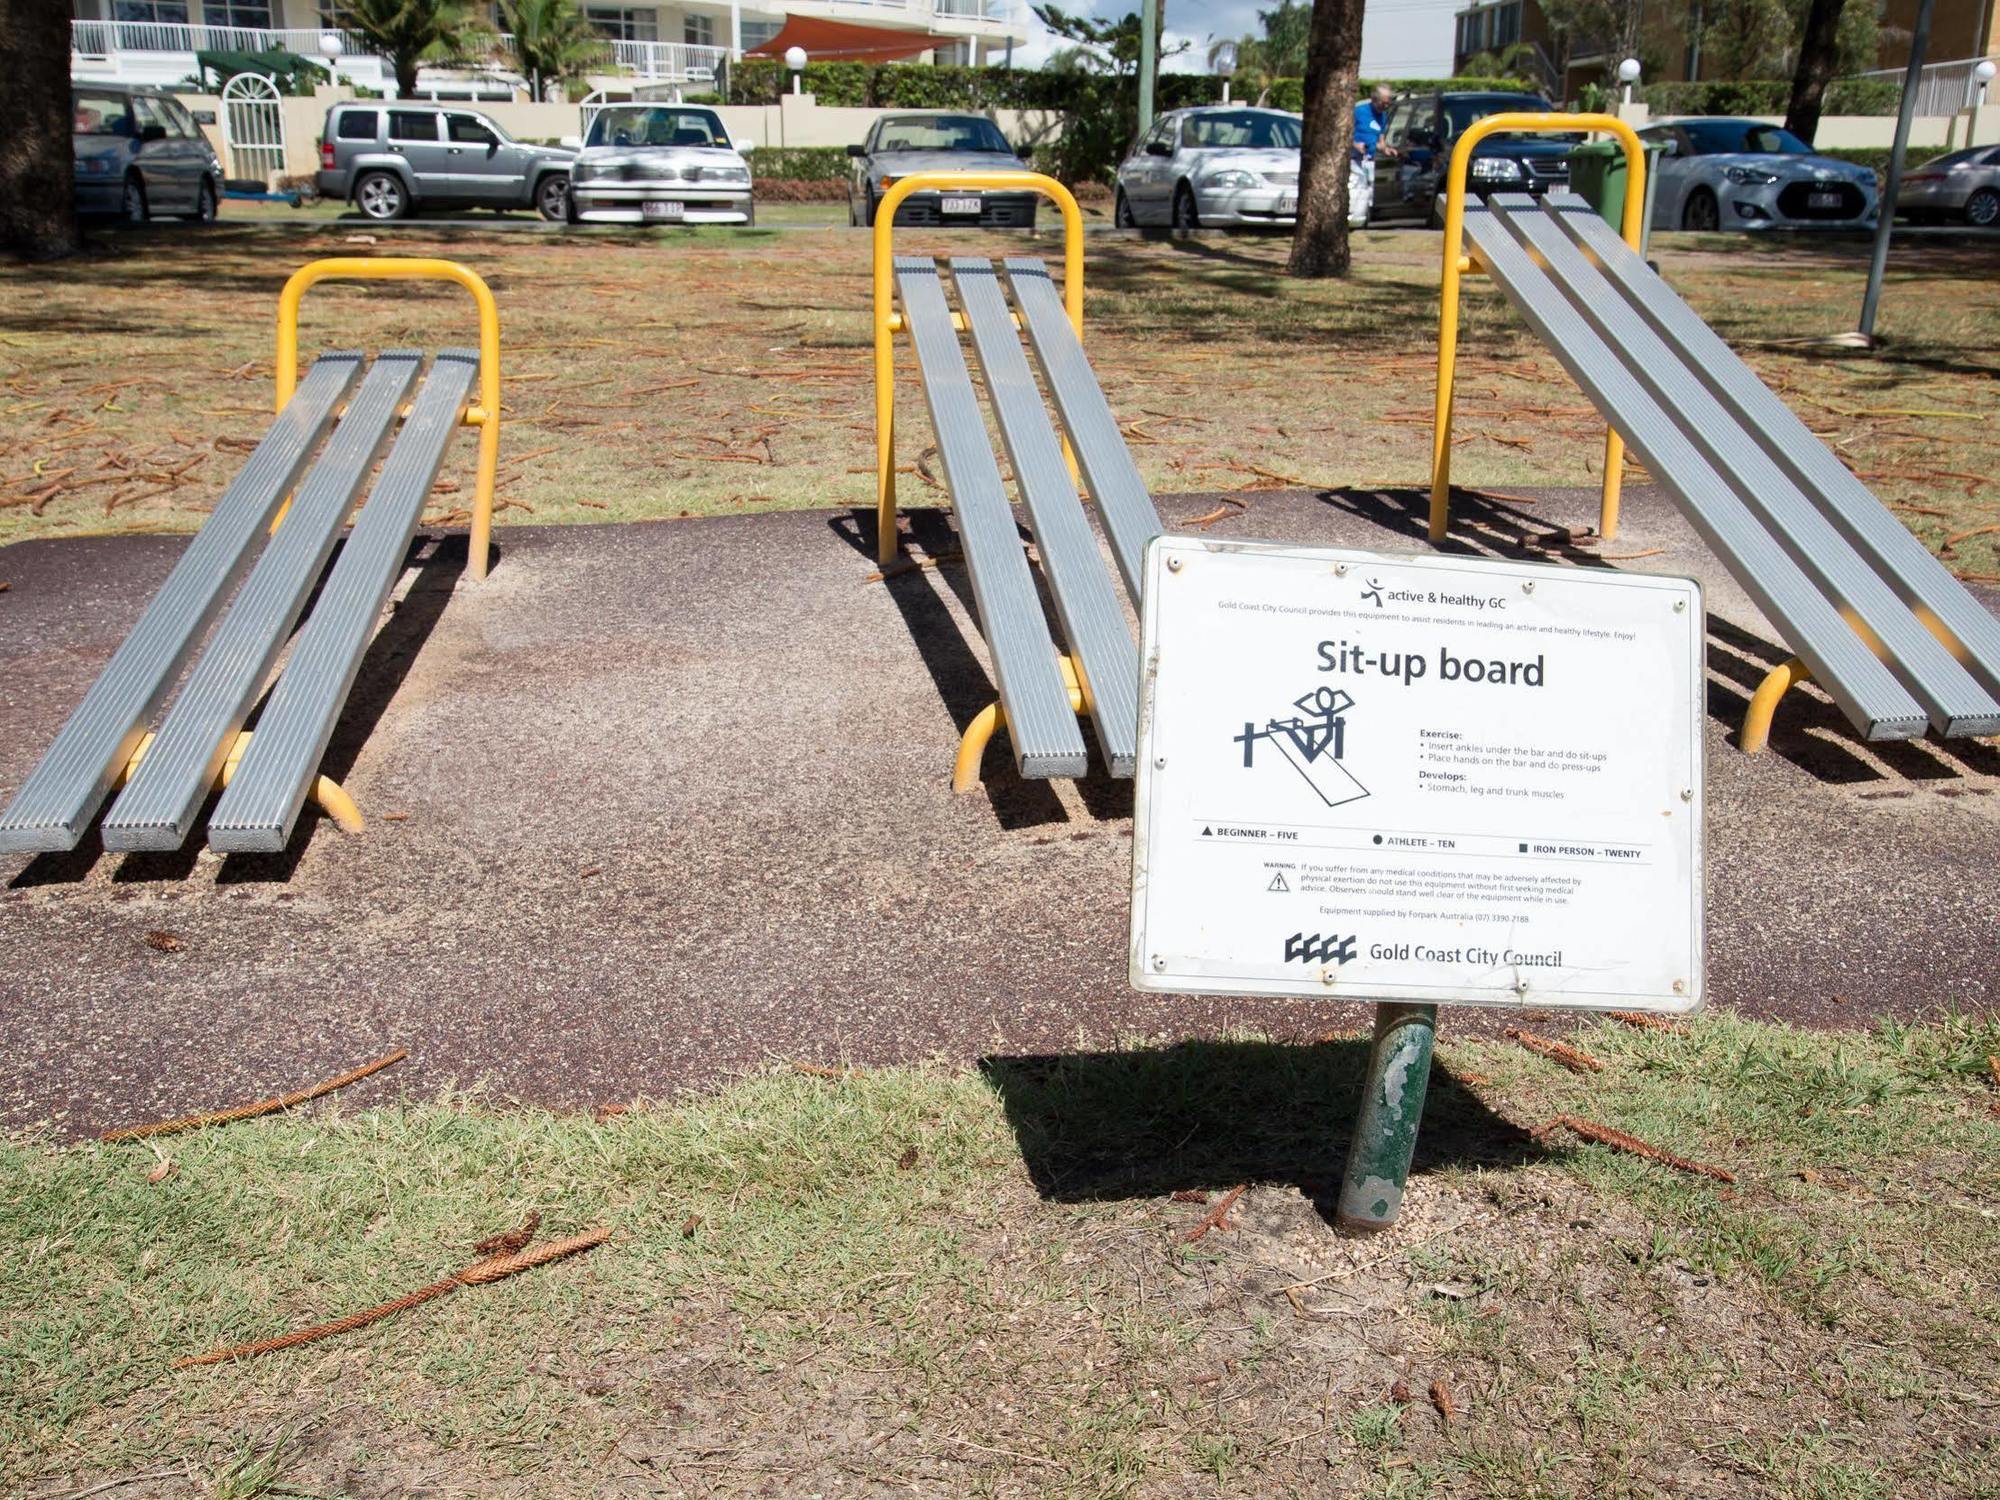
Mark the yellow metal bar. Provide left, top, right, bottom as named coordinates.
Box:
left=874, top=172, right=1085, bottom=565
left=1431, top=113, right=1647, bottom=545
left=114, top=731, right=364, bottom=835
left=1741, top=656, right=1810, bottom=753
left=952, top=655, right=1085, bottom=792
left=275, top=257, right=502, bottom=580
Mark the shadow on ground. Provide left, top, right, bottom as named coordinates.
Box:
left=980, top=1036, right=1537, bottom=1222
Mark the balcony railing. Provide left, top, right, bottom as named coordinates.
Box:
left=606, top=39, right=732, bottom=82
left=1847, top=54, right=2000, bottom=118
left=931, top=0, right=1014, bottom=19
left=72, top=19, right=368, bottom=57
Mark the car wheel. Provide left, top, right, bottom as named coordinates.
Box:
left=1682, top=187, right=1720, bottom=232
left=1114, top=188, right=1136, bottom=229
left=537, top=174, right=570, bottom=221
left=181, top=177, right=217, bottom=224
left=121, top=175, right=149, bottom=226
left=355, top=171, right=408, bottom=221
left=1172, top=182, right=1200, bottom=231
left=865, top=190, right=880, bottom=228
left=1965, top=187, right=2000, bottom=228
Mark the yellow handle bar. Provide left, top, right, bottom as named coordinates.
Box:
left=275, top=257, right=502, bottom=580
left=1431, top=114, right=1647, bottom=545
left=873, top=172, right=1084, bottom=565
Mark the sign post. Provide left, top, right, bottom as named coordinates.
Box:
left=1130, top=538, right=1705, bottom=1231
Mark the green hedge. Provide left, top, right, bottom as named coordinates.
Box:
left=1641, top=78, right=1902, bottom=117
left=724, top=62, right=1540, bottom=182
left=742, top=145, right=851, bottom=182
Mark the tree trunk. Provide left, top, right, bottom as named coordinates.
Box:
left=396, top=53, right=421, bottom=98
left=1287, top=0, right=1365, bottom=277
left=0, top=0, right=79, bottom=260
left=1784, top=0, right=1849, bottom=144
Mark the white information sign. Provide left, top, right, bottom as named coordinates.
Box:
left=1129, top=538, right=1705, bottom=1013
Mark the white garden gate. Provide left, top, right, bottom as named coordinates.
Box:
left=221, top=73, right=286, bottom=188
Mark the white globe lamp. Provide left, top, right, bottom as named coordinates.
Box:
left=784, top=45, right=808, bottom=95
left=1973, top=59, right=1997, bottom=108
left=1617, top=57, right=1641, bottom=107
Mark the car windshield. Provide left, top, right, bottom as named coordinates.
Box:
left=73, top=93, right=133, bottom=136
left=1683, top=121, right=1813, bottom=155
left=873, top=115, right=1011, bottom=153
left=1183, top=111, right=1300, bottom=149
left=1442, top=94, right=1560, bottom=137
left=588, top=106, right=729, bottom=150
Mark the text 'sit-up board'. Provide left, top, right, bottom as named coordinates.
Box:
left=1129, top=538, right=1705, bottom=1013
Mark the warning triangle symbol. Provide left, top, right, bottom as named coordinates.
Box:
left=1267, top=872, right=1289, bottom=892
left=1202, top=826, right=1212, bottom=836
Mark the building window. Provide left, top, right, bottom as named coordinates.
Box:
left=739, top=19, right=779, bottom=49
left=586, top=6, right=657, bottom=41
left=683, top=12, right=713, bottom=46
left=113, top=2, right=192, bottom=22
left=201, top=1, right=273, bottom=26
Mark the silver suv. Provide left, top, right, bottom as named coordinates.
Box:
left=317, top=102, right=574, bottom=221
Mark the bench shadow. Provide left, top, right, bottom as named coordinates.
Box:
left=980, top=1036, right=1538, bottom=1225
left=1317, top=485, right=2000, bottom=787
left=216, top=531, right=468, bottom=884
left=8, top=532, right=466, bottom=889
left=828, top=507, right=1131, bottom=830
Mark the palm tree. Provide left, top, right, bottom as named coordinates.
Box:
left=501, top=0, right=608, bottom=103
left=335, top=0, right=489, bottom=99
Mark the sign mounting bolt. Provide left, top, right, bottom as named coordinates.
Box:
left=1681, top=787, right=1693, bottom=802
left=1674, top=599, right=1686, bottom=612
left=1166, top=555, right=1182, bottom=573
left=1522, top=580, right=1535, bottom=595
left=1673, top=979, right=1686, bottom=994
left=1335, top=562, right=1348, bottom=576
left=1153, top=754, right=1166, bottom=769
left=1151, top=954, right=1166, bottom=971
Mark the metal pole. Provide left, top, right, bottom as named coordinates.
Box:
left=1137, top=0, right=1158, bottom=137
left=1334, top=1003, right=1438, bottom=1234
left=1859, top=0, right=1935, bottom=341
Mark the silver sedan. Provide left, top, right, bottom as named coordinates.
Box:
left=1896, top=145, right=2000, bottom=226
left=1114, top=106, right=1302, bottom=231
left=1642, top=117, right=1877, bottom=232
left=569, top=105, right=752, bottom=226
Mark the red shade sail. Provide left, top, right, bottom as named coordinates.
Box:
left=744, top=16, right=960, bottom=63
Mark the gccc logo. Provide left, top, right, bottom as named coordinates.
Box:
left=1284, top=932, right=1357, bottom=966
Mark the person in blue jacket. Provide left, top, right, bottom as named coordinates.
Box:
left=1353, top=84, right=1395, bottom=162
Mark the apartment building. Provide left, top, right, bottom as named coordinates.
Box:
left=70, top=0, right=1030, bottom=96
left=1451, top=0, right=1999, bottom=104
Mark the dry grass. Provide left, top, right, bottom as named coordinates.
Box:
left=3, top=1011, right=1996, bottom=1498
left=2, top=217, right=1996, bottom=578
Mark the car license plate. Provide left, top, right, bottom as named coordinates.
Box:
left=940, top=195, right=982, bottom=215
left=643, top=200, right=684, bottom=220
left=1808, top=190, right=1842, bottom=209
left=1276, top=194, right=1297, bottom=215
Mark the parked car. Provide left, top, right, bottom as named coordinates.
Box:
left=569, top=104, right=752, bottom=225
left=1368, top=91, right=1575, bottom=226
left=72, top=83, right=223, bottom=224
left=1114, top=106, right=1302, bottom=231
left=1895, top=144, right=2000, bottom=225
left=316, top=102, right=574, bottom=221
left=847, top=111, right=1034, bottom=228
left=1640, top=118, right=1878, bottom=231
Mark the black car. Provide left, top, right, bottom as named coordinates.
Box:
left=1368, top=91, right=1578, bottom=226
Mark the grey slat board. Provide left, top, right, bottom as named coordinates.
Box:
left=952, top=259, right=1141, bottom=778
left=1494, top=195, right=1999, bottom=738
left=0, top=354, right=361, bottom=853
left=209, top=350, right=478, bottom=853
left=1460, top=199, right=1925, bottom=741
left=100, top=351, right=421, bottom=851
left=1004, top=258, right=1160, bottom=604
left=1547, top=195, right=2000, bottom=712
left=894, top=256, right=1085, bottom=777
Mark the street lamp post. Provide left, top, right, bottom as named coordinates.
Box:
left=319, top=30, right=344, bottom=91
left=785, top=45, right=807, bottom=97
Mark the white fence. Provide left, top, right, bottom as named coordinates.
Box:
left=1848, top=54, right=2000, bottom=118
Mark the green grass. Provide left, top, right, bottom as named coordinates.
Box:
left=3, top=1011, right=1996, bottom=1496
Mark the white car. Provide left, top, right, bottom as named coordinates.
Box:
left=1641, top=117, right=1877, bottom=232
left=568, top=104, right=752, bottom=226
left=1114, top=106, right=1302, bottom=231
